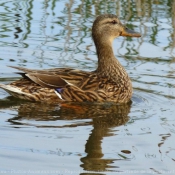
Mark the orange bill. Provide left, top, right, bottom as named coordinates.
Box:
left=121, top=27, right=141, bottom=37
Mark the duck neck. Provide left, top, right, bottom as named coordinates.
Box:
left=95, top=39, right=128, bottom=82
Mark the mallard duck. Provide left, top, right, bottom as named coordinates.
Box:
left=0, top=14, right=141, bottom=103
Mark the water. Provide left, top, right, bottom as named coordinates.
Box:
left=0, top=0, right=175, bottom=174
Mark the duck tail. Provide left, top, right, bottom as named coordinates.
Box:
left=0, top=83, right=32, bottom=100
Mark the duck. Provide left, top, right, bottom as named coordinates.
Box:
left=0, top=14, right=141, bottom=103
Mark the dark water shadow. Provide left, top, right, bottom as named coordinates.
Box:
left=0, top=96, right=131, bottom=173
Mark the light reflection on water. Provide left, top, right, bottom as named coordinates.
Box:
left=0, top=0, right=175, bottom=174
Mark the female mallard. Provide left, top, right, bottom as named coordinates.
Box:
left=0, top=14, right=141, bottom=103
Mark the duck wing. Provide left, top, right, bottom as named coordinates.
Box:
left=26, top=73, right=68, bottom=89
left=8, top=66, right=91, bottom=86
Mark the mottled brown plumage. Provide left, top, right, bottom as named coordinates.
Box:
left=0, top=14, right=141, bottom=103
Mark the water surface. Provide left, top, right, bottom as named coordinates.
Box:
left=0, top=0, right=175, bottom=174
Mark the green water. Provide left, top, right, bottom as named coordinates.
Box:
left=0, top=0, right=175, bottom=174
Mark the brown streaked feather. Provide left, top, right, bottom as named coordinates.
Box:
left=0, top=79, right=60, bottom=102
left=79, top=74, right=99, bottom=91
left=60, top=85, right=102, bottom=102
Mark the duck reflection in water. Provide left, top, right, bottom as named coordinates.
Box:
left=1, top=97, right=131, bottom=173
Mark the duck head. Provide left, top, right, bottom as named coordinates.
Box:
left=92, top=14, right=141, bottom=44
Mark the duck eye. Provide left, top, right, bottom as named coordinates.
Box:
left=112, top=20, right=117, bottom=24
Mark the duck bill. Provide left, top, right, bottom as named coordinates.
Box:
left=121, top=27, right=141, bottom=37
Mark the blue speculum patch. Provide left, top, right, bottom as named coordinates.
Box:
left=55, top=88, right=63, bottom=93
